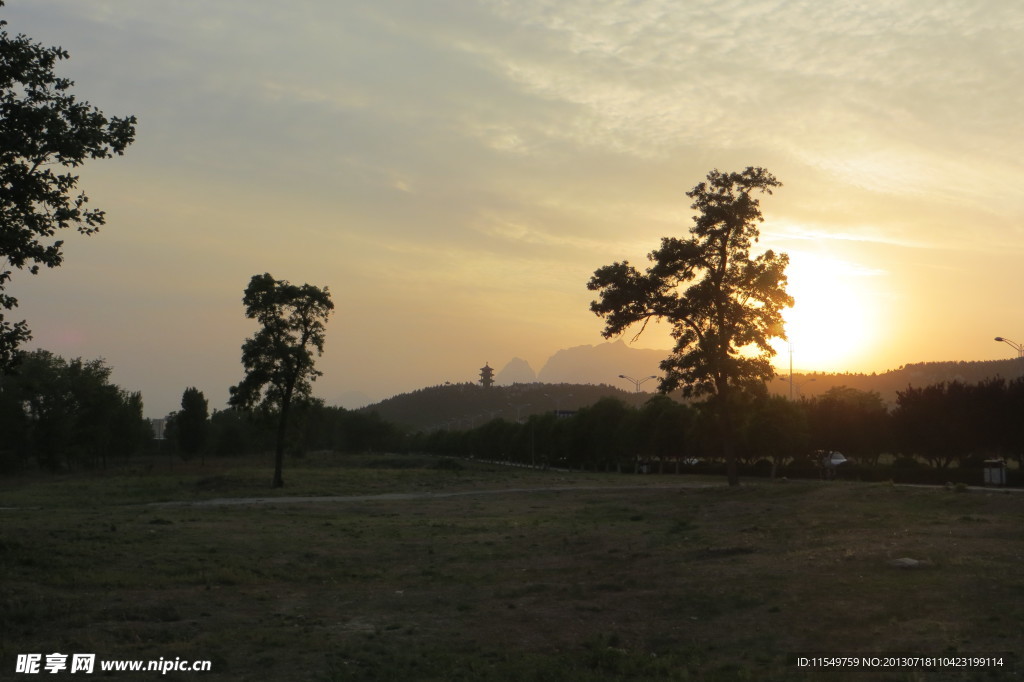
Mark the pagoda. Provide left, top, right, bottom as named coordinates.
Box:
left=479, top=362, right=495, bottom=388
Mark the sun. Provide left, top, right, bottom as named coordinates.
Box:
left=771, top=252, right=880, bottom=372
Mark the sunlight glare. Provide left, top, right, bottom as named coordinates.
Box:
left=772, top=252, right=879, bottom=372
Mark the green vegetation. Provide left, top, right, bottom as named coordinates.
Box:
left=3, top=455, right=1021, bottom=680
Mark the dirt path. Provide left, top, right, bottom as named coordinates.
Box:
left=146, top=482, right=722, bottom=508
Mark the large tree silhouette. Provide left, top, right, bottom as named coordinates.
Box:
left=229, top=273, right=333, bottom=488
left=588, top=167, right=792, bottom=485
left=176, top=387, right=209, bottom=460
left=0, top=3, right=136, bottom=369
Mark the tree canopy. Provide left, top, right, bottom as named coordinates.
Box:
left=587, top=167, right=791, bottom=485
left=0, top=5, right=137, bottom=369
left=0, top=349, right=149, bottom=471
left=175, top=387, right=209, bottom=459
left=229, top=273, right=333, bottom=487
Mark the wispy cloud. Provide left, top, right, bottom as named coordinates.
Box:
left=6, top=0, right=1024, bottom=412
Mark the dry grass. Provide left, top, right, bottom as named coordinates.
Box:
left=2, top=454, right=1021, bottom=680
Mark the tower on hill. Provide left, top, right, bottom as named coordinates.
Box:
left=479, top=362, right=495, bottom=388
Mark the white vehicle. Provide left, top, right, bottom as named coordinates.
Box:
left=822, top=451, right=847, bottom=468
left=820, top=451, right=847, bottom=479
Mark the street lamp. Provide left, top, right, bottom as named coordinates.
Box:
left=994, top=337, right=1024, bottom=358
left=544, top=392, right=572, bottom=413
left=618, top=374, right=657, bottom=393
left=507, top=402, right=530, bottom=423
left=777, top=375, right=816, bottom=400
left=793, top=377, right=816, bottom=398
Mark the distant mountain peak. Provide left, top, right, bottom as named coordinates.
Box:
left=496, top=357, right=537, bottom=385
left=537, top=340, right=665, bottom=389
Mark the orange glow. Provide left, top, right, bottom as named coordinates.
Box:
left=771, top=252, right=881, bottom=372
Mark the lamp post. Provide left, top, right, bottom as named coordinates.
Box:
left=544, top=392, right=572, bottom=413
left=994, top=337, right=1024, bottom=358
left=507, top=402, right=530, bottom=423
left=777, top=375, right=815, bottom=399
left=618, top=374, right=657, bottom=393
left=789, top=343, right=793, bottom=399
left=793, top=377, right=816, bottom=398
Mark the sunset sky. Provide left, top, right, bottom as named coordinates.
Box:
left=5, top=1, right=1024, bottom=417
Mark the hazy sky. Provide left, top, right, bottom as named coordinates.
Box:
left=5, top=0, right=1024, bottom=417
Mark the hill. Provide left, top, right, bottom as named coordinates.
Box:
left=768, top=357, right=1024, bottom=405
left=361, top=351, right=1024, bottom=430
left=521, top=342, right=1024, bottom=403
left=360, top=382, right=651, bottom=431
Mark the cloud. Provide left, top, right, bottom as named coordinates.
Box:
left=6, top=0, right=1024, bottom=413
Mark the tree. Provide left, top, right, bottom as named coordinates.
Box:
left=0, top=5, right=137, bottom=369
left=176, top=387, right=209, bottom=460
left=0, top=349, right=149, bottom=471
left=588, top=167, right=791, bottom=485
left=567, top=397, right=632, bottom=471
left=633, top=395, right=696, bottom=468
left=807, top=386, right=888, bottom=466
left=745, top=394, right=809, bottom=478
left=229, top=273, right=333, bottom=487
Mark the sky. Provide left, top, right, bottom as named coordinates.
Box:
left=4, top=0, right=1024, bottom=418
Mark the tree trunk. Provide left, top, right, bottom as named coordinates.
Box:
left=273, top=394, right=291, bottom=488
left=718, top=386, right=740, bottom=487
left=723, top=430, right=739, bottom=487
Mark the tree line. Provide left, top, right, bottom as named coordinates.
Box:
left=0, top=351, right=398, bottom=474
left=163, top=396, right=402, bottom=462
left=415, top=382, right=1024, bottom=484
left=2, top=344, right=1021, bottom=486
left=0, top=350, right=150, bottom=472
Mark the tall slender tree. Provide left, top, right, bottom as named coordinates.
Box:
left=0, top=4, right=136, bottom=369
left=229, top=273, right=333, bottom=488
left=588, top=167, right=792, bottom=485
left=177, top=387, right=209, bottom=460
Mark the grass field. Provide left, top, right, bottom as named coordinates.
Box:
left=2, top=453, right=1022, bottom=680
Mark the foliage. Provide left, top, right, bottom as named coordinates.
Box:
left=0, top=6, right=136, bottom=369
left=158, top=404, right=404, bottom=460
left=300, top=403, right=403, bottom=454
left=893, top=379, right=1016, bottom=469
left=805, top=386, right=888, bottom=466
left=633, top=394, right=696, bottom=461
left=564, top=397, right=633, bottom=469
left=228, top=273, right=333, bottom=487
left=0, top=349, right=149, bottom=471
left=207, top=408, right=270, bottom=457
left=416, top=375, right=1024, bottom=484
left=588, top=167, right=791, bottom=485
left=175, top=387, right=209, bottom=459
left=743, top=394, right=808, bottom=475
left=415, top=395, right=702, bottom=473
